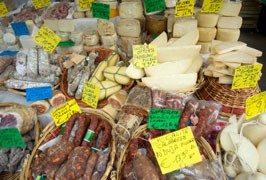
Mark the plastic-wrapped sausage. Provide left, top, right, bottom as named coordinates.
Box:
left=74, top=114, right=90, bottom=147
left=91, top=149, right=110, bottom=180
left=152, top=89, right=167, bottom=108
left=178, top=100, right=199, bottom=130
left=166, top=94, right=183, bottom=110
left=83, top=152, right=99, bottom=179
left=26, top=48, right=38, bottom=79
left=81, top=114, right=98, bottom=147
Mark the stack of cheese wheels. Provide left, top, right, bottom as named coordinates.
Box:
left=216, top=0, right=242, bottom=42
left=196, top=11, right=219, bottom=53
left=116, top=1, right=144, bottom=58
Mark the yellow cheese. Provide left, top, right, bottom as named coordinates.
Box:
left=212, top=41, right=246, bottom=55
left=119, top=2, right=143, bottom=19
left=168, top=29, right=199, bottom=46
left=196, top=12, right=219, bottom=28
left=217, top=16, right=243, bottom=29
left=216, top=28, right=240, bottom=42
left=237, top=46, right=263, bottom=57
left=219, top=1, right=242, bottom=17
left=149, top=31, right=167, bottom=47
left=185, top=55, right=203, bottom=73
left=116, top=18, right=141, bottom=38
left=219, top=76, right=233, bottom=84
left=173, top=18, right=198, bottom=37
left=198, top=27, right=217, bottom=42
left=197, top=41, right=211, bottom=53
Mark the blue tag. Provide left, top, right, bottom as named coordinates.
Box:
left=26, top=86, right=53, bottom=102
left=11, top=22, right=30, bottom=36
left=0, top=50, right=18, bottom=56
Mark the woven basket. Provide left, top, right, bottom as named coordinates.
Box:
left=22, top=107, right=116, bottom=180
left=195, top=77, right=260, bottom=119
left=116, top=125, right=218, bottom=179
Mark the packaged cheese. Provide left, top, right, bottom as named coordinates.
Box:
left=198, top=27, right=217, bottom=42
left=168, top=29, right=199, bottom=46
left=196, top=12, right=219, bottom=28
left=216, top=28, right=240, bottom=42
left=173, top=18, right=198, bottom=37
left=97, top=19, right=115, bottom=36
left=197, top=41, right=211, bottom=53
left=217, top=16, right=243, bottom=29
left=219, top=1, right=242, bottom=17
left=116, top=19, right=141, bottom=38
left=119, top=2, right=143, bottom=19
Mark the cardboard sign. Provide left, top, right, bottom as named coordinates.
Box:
left=148, top=108, right=181, bottom=130
left=0, top=128, right=25, bottom=148
left=32, top=0, right=51, bottom=9
left=11, top=22, right=30, bottom=36
left=144, top=0, right=165, bottom=14
left=92, top=3, right=110, bottom=20
left=246, top=91, right=266, bottom=120
left=133, top=45, right=158, bottom=68
left=33, top=25, right=61, bottom=54
left=70, top=53, right=86, bottom=64
left=82, top=81, right=100, bottom=109
left=201, top=0, right=223, bottom=13
left=150, top=127, right=202, bottom=174
left=51, top=99, right=81, bottom=126
left=232, top=64, right=262, bottom=90
left=175, top=0, right=194, bottom=17
left=79, top=0, right=94, bottom=9
left=26, top=86, right=53, bottom=102
left=0, top=2, right=8, bottom=16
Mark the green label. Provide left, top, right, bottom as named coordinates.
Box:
left=0, top=128, right=25, bottom=148
left=83, top=129, right=95, bottom=142
left=144, top=0, right=165, bottom=14
left=60, top=124, right=66, bottom=135
left=148, top=108, right=181, bottom=130
left=92, top=3, right=110, bottom=20
left=57, top=41, right=75, bottom=47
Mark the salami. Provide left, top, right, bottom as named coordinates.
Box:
left=83, top=152, right=99, bottom=179
left=38, top=48, right=50, bottom=77
left=166, top=94, right=183, bottom=110
left=74, top=114, right=89, bottom=146
left=178, top=100, right=199, bottom=130
left=151, top=89, right=167, bottom=108
left=26, top=48, right=38, bottom=79
left=62, top=113, right=79, bottom=141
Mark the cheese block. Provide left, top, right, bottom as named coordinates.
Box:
left=144, top=58, right=192, bottom=77
left=213, top=61, right=227, bottom=69
left=168, top=29, right=199, bottom=46
left=173, top=18, right=198, bottom=37
left=212, top=41, right=246, bottom=54
left=219, top=1, right=242, bottom=17
left=219, top=76, right=233, bottom=84
left=157, top=45, right=201, bottom=63
left=198, top=27, right=217, bottom=42
left=212, top=51, right=256, bottom=64
left=217, top=16, right=243, bottom=29
left=141, top=73, right=197, bottom=92
left=212, top=71, right=225, bottom=77
left=149, top=31, right=167, bottom=47
left=196, top=12, right=219, bottom=28
left=207, top=65, right=234, bottom=76
left=165, top=0, right=178, bottom=8
left=197, top=41, right=211, bottom=53
left=116, top=19, right=141, bottom=38
left=204, top=70, right=213, bottom=77
left=185, top=55, right=203, bottom=73
left=44, top=19, right=59, bottom=31
left=237, top=46, right=263, bottom=57
left=224, top=62, right=241, bottom=69
left=119, top=2, right=143, bottom=19
left=146, top=15, right=167, bottom=35
left=167, top=15, right=175, bottom=33
left=97, top=19, right=115, bottom=36
left=83, top=30, right=99, bottom=46
left=216, top=28, right=240, bottom=42
left=58, top=20, right=75, bottom=32
left=166, top=38, right=179, bottom=46
left=118, top=35, right=142, bottom=57
left=126, top=62, right=145, bottom=79
left=101, top=33, right=118, bottom=46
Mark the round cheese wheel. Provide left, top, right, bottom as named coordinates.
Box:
left=146, top=15, right=167, bottom=35
left=216, top=28, right=240, bottom=42
left=198, top=27, right=217, bottom=42
left=3, top=32, right=17, bottom=45
left=83, top=30, right=99, bottom=46
left=196, top=12, right=219, bottom=28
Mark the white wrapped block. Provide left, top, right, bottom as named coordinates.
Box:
left=119, top=2, right=143, bottom=19
left=116, top=19, right=141, bottom=38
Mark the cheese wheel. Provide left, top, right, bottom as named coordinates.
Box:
left=119, top=2, right=144, bottom=19
left=219, top=1, right=242, bottom=17
left=83, top=30, right=99, bottom=46
left=217, top=16, right=242, bottom=29
left=97, top=19, right=115, bottom=36
left=118, top=35, right=142, bottom=57
left=198, top=27, right=217, bottom=42
left=3, top=32, right=17, bottom=45
left=196, top=12, right=219, bottom=27
left=197, top=41, right=211, bottom=53
left=146, top=15, right=167, bottom=35
left=101, top=33, right=118, bottom=46
left=117, top=19, right=141, bottom=38
left=216, top=28, right=240, bottom=42
left=173, top=18, right=198, bottom=37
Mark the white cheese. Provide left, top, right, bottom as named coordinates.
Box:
left=219, top=76, right=233, bottom=84
left=196, top=12, right=219, bottom=27
left=217, top=16, right=243, bottom=29
left=97, top=19, right=116, bottom=36
left=198, top=27, right=217, bottom=42
left=185, top=55, right=203, bottom=73
left=212, top=41, right=247, bottom=54
left=224, top=62, right=241, bottom=69
left=100, top=33, right=118, bottom=46
left=173, top=18, right=198, bottom=37
left=167, top=15, right=175, bottom=33
left=219, top=1, right=242, bottom=17
left=58, top=20, right=75, bottom=32
left=216, top=28, right=240, bottom=42
left=165, top=0, right=178, bottom=8
left=212, top=51, right=257, bottom=64
left=126, top=62, right=145, bottom=79
left=119, top=2, right=143, bottom=19
left=116, top=19, right=141, bottom=38
left=149, top=31, right=168, bottom=47
left=169, top=29, right=199, bottom=46
left=44, top=19, right=59, bottom=31
left=197, top=41, right=211, bottom=53
left=237, top=46, right=263, bottom=57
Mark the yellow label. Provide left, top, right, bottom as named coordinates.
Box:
left=150, top=127, right=202, bottom=174
left=82, top=81, right=100, bottom=109
left=79, top=0, right=95, bottom=9
left=201, top=0, right=223, bottom=13
left=32, top=0, right=51, bottom=9
left=133, top=45, right=158, bottom=68
left=51, top=99, right=81, bottom=126
left=33, top=25, right=61, bottom=54
left=0, top=2, right=9, bottom=17
left=246, top=91, right=266, bottom=120
left=175, top=0, right=194, bottom=17
left=232, top=64, right=262, bottom=90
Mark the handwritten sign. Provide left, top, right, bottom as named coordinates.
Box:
left=11, top=22, right=30, bottom=36
left=246, top=91, right=266, bottom=120
left=32, top=0, right=51, bottom=9
left=232, top=64, right=262, bottom=90
left=148, top=108, right=181, bottom=130
left=79, top=0, right=94, bottom=9
left=150, top=127, right=202, bottom=174
left=175, top=0, right=194, bottom=17
left=26, top=86, right=53, bottom=102
left=82, top=81, right=100, bottom=109
left=133, top=45, right=158, bottom=68
left=0, top=2, right=8, bottom=16
left=144, top=0, right=165, bottom=14
left=0, top=128, right=25, bottom=148
left=201, top=0, right=223, bottom=13
left=92, top=3, right=110, bottom=20
left=33, top=25, right=61, bottom=54
left=51, top=99, right=81, bottom=126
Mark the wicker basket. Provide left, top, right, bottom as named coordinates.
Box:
left=195, top=77, right=260, bottom=119
left=22, top=107, right=116, bottom=180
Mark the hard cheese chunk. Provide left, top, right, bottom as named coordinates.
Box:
left=217, top=16, right=242, bottom=29
left=97, top=19, right=116, bottom=36
left=216, top=28, right=240, bottom=42
left=117, top=19, right=141, bottom=38
left=219, top=1, right=242, bottom=16
left=197, top=41, right=211, bottom=53
left=149, top=31, right=168, bottom=47
left=212, top=41, right=246, bottom=55
left=196, top=12, right=219, bottom=28
left=119, top=2, right=143, bottom=19
left=213, top=51, right=256, bottom=64
left=198, top=27, right=217, bottom=42
left=168, top=29, right=199, bottom=46
left=173, top=18, right=198, bottom=37
left=185, top=55, right=203, bottom=73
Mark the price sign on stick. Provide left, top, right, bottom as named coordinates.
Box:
left=133, top=45, right=158, bottom=68
left=0, top=2, right=8, bottom=16
left=92, top=3, right=110, bottom=20
left=246, top=91, right=266, bottom=120
left=201, top=0, right=223, bottom=13
left=33, top=25, right=61, bottom=54
left=0, top=128, right=25, bottom=148
left=82, top=81, right=100, bottom=109
left=26, top=86, right=53, bottom=102
left=11, top=22, right=30, bottom=36
left=175, top=0, right=194, bottom=17
left=79, top=0, right=94, bottom=9
left=144, top=0, right=165, bottom=14
left=150, top=127, right=202, bottom=174
left=232, top=64, right=262, bottom=90
left=51, top=99, right=81, bottom=126
left=32, top=0, right=51, bottom=9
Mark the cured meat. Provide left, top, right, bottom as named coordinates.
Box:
left=55, top=163, right=67, bottom=180
left=5, top=79, right=52, bottom=90
left=98, top=121, right=112, bottom=150
left=48, top=91, right=66, bottom=107
left=26, top=48, right=38, bottom=79
left=74, top=114, right=89, bottom=146
left=0, top=112, right=23, bottom=131
left=0, top=65, right=14, bottom=82
left=122, top=161, right=134, bottom=180
left=68, top=70, right=83, bottom=96
left=30, top=100, right=50, bottom=115
left=31, top=149, right=48, bottom=175
left=13, top=72, right=58, bottom=85
left=166, top=94, right=183, bottom=110
left=44, top=2, right=71, bottom=19
left=82, top=114, right=99, bottom=147
left=83, top=152, right=99, bottom=179
left=151, top=89, right=167, bottom=108
left=15, top=52, right=27, bottom=76
left=0, top=56, right=12, bottom=74
left=108, top=90, right=128, bottom=110
left=38, top=48, right=50, bottom=77
left=45, top=163, right=60, bottom=180
left=62, top=113, right=79, bottom=141
left=91, top=149, right=110, bottom=180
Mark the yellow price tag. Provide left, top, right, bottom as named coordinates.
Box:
left=79, top=0, right=94, bottom=9
left=133, top=45, right=158, bottom=68
left=175, top=0, right=194, bottom=17
left=201, top=0, right=223, bottom=13
left=82, top=81, right=100, bottom=109
left=232, top=64, right=262, bottom=90
left=246, top=91, right=266, bottom=120
left=32, top=0, right=51, bottom=9
left=33, top=25, right=61, bottom=54
left=150, top=127, right=202, bottom=174
left=0, top=2, right=9, bottom=17
left=51, top=99, right=81, bottom=126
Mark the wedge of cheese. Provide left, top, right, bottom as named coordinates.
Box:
left=116, top=19, right=141, bottom=38
left=126, top=62, right=145, bottom=79
left=207, top=65, right=234, bottom=76
left=141, top=73, right=197, bottom=92
left=196, top=12, right=219, bottom=28
left=216, top=28, right=240, bottom=42
left=119, top=2, right=144, bottom=19
left=219, top=76, right=233, bottom=84
left=237, top=46, right=263, bottom=57
left=213, top=61, right=227, bottom=69
left=224, top=62, right=241, bottom=69
left=212, top=71, right=225, bottom=77
left=219, top=1, right=242, bottom=17
left=173, top=18, right=198, bottom=37
left=212, top=41, right=247, bottom=54
left=166, top=38, right=180, bottom=46
left=167, top=15, right=176, bottom=33
left=157, top=45, right=201, bottom=63
left=198, top=27, right=217, bottom=42
left=197, top=41, right=211, bottom=53
left=168, top=29, right=199, bottom=46
left=185, top=55, right=203, bottom=73
left=217, top=16, right=243, bottom=29
left=212, top=51, right=257, bottom=64
left=144, top=58, right=192, bottom=77
left=149, top=31, right=167, bottom=47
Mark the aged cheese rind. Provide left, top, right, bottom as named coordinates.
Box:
left=219, top=1, right=242, bottom=17
left=116, top=19, right=141, bottom=38
left=198, top=27, right=217, bottom=42
left=216, top=28, right=240, bottom=42
left=217, top=16, right=242, bottom=29
left=119, top=2, right=143, bottom=19
left=173, top=18, right=198, bottom=37
left=196, top=12, right=219, bottom=28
